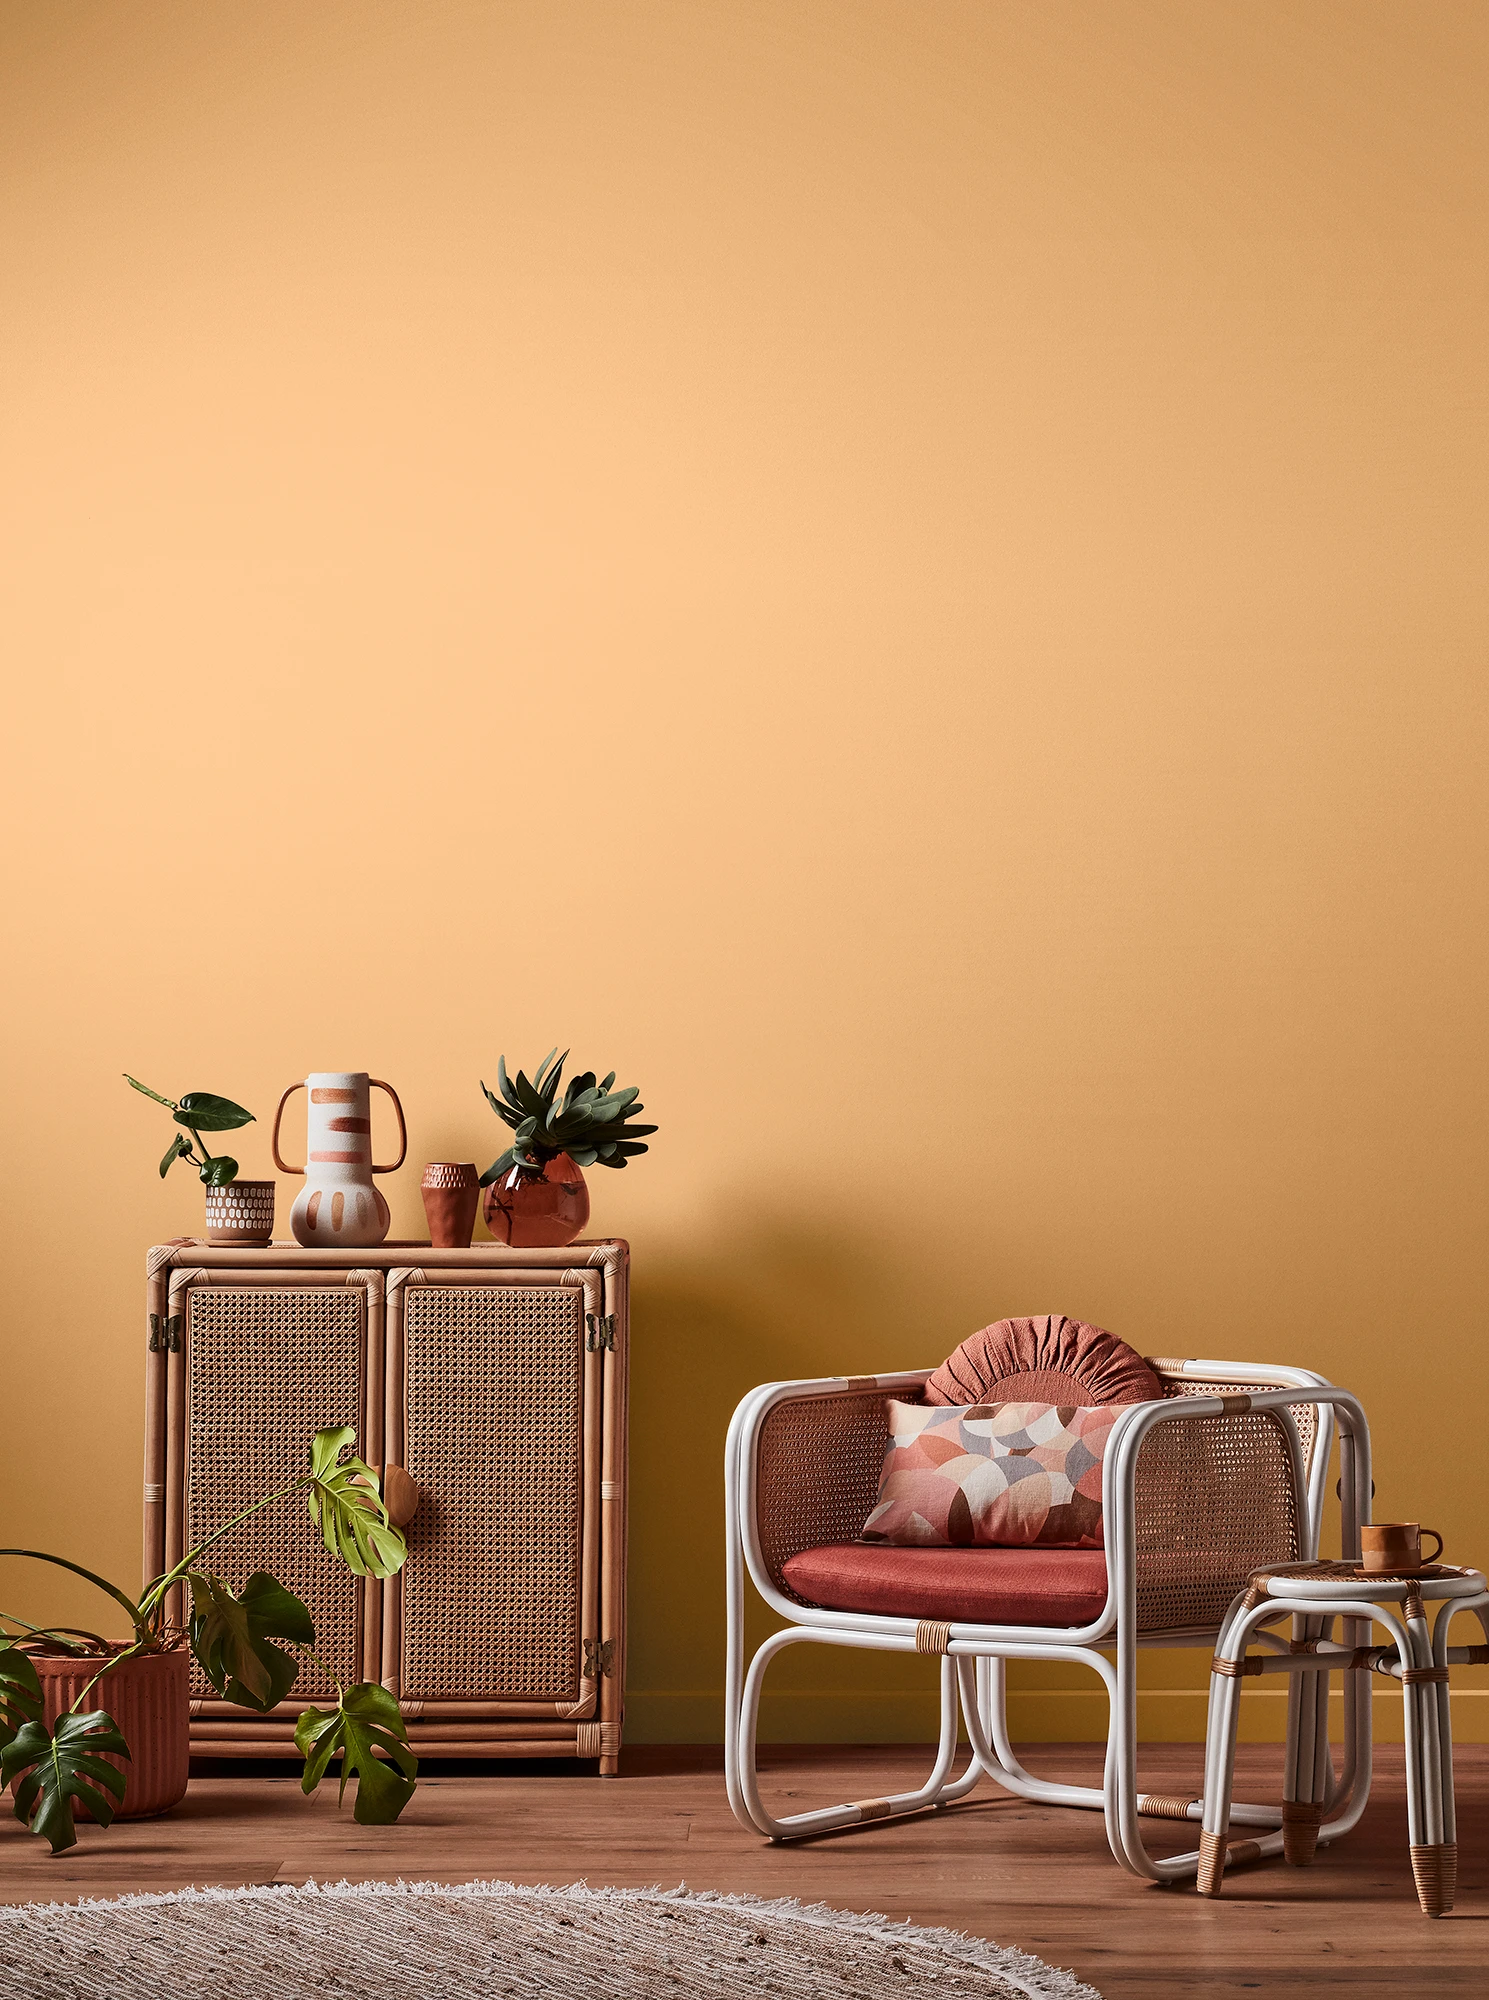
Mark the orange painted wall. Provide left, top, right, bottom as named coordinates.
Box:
left=1, top=1, right=1485, bottom=1744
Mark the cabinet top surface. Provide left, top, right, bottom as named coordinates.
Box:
left=147, top=1238, right=628, bottom=1274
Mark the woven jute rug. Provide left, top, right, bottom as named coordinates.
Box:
left=0, top=1878, right=1101, bottom=2000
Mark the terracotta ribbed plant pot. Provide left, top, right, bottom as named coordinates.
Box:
left=482, top=1154, right=590, bottom=1248
left=204, top=1177, right=276, bottom=1245
left=422, top=1162, right=480, bottom=1248
left=32, top=1648, right=190, bottom=1820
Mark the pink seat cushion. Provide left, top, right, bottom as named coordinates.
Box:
left=924, top=1313, right=1160, bottom=1409
left=782, top=1541, right=1109, bottom=1627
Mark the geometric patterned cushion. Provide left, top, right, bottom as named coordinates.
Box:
left=860, top=1398, right=1119, bottom=1550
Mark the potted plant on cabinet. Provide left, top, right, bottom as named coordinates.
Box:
left=479, top=1050, right=657, bottom=1246
left=0, top=1428, right=416, bottom=1853
left=124, top=1073, right=276, bottom=1243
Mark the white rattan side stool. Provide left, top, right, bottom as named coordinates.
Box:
left=1198, top=1558, right=1489, bottom=1916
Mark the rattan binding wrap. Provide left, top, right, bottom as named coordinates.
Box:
left=1409, top=1843, right=1457, bottom=1918
left=1282, top=1798, right=1324, bottom=1864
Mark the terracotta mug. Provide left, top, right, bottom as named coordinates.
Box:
left=421, top=1162, right=479, bottom=1248
left=1361, top=1522, right=1443, bottom=1573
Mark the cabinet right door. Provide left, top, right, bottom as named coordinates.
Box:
left=382, top=1267, right=603, bottom=1736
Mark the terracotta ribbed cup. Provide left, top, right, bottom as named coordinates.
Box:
left=31, top=1648, right=190, bottom=1819
left=421, top=1161, right=480, bottom=1248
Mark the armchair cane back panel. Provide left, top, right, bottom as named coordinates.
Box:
left=180, top=1282, right=369, bottom=1700
left=395, top=1281, right=591, bottom=1703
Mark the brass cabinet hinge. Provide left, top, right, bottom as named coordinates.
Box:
left=148, top=1313, right=182, bottom=1353
left=583, top=1638, right=615, bottom=1679
left=584, top=1313, right=616, bottom=1352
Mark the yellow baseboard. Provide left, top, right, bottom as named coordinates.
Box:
left=625, top=1687, right=1489, bottom=1745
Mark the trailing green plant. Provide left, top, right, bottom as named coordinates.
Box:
left=479, top=1049, right=657, bottom=1186
left=124, top=1074, right=255, bottom=1187
left=0, top=1427, right=416, bottom=1853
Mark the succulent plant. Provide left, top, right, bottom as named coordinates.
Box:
left=479, top=1049, right=657, bottom=1186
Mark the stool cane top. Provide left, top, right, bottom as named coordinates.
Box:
left=1249, top=1558, right=1486, bottom=1603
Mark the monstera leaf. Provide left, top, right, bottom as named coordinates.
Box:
left=295, top=1682, right=417, bottom=1825
left=2, top=1710, right=129, bottom=1853
left=305, top=1428, right=407, bottom=1579
left=0, top=1645, right=42, bottom=1753
left=189, top=1571, right=313, bottom=1712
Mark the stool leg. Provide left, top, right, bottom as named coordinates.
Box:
left=1283, top=1613, right=1330, bottom=1865
left=1198, top=1656, right=1245, bottom=1896
left=1401, top=1593, right=1453, bottom=1917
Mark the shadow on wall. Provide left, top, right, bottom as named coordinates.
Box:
left=624, top=1213, right=1005, bottom=1743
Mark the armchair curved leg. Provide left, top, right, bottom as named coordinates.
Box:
left=732, top=1629, right=967, bottom=1842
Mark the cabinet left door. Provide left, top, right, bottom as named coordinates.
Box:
left=149, top=1266, right=384, bottom=1751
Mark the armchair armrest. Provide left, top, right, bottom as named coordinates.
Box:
left=1104, top=1386, right=1370, bottom=1638
left=728, top=1372, right=928, bottom=1604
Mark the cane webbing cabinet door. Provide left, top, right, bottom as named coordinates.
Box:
left=145, top=1240, right=628, bottom=1772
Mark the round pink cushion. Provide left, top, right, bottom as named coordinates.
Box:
left=923, top=1313, right=1160, bottom=1408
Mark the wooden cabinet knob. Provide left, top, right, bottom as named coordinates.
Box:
left=382, top=1464, right=420, bottom=1528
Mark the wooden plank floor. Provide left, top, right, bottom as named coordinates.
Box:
left=0, top=1744, right=1483, bottom=1997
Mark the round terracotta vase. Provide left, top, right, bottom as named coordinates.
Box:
left=31, top=1647, right=190, bottom=1820
left=482, top=1154, right=590, bottom=1248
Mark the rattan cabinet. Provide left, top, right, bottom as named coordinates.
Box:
left=144, top=1240, right=628, bottom=1771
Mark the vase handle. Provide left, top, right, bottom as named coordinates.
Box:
left=271, top=1082, right=306, bottom=1175
left=370, top=1079, right=408, bottom=1173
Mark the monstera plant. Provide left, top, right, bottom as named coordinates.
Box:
left=124, top=1073, right=255, bottom=1186
left=0, top=1428, right=416, bottom=1853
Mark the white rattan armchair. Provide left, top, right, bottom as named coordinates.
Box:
left=725, top=1355, right=1372, bottom=1883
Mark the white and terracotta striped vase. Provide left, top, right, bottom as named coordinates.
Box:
left=271, top=1071, right=406, bottom=1248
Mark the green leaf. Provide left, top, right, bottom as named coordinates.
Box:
left=189, top=1570, right=313, bottom=1712
left=124, top=1074, right=178, bottom=1110
left=0, top=1646, right=42, bottom=1754
left=159, top=1133, right=192, bottom=1178
left=532, top=1048, right=564, bottom=1094
left=598, top=1072, right=616, bottom=1092
left=3, top=1710, right=129, bottom=1853
left=173, top=1093, right=255, bottom=1132
left=305, top=1430, right=408, bottom=1579
left=567, top=1148, right=599, bottom=1166
left=294, top=1682, right=417, bottom=1825
left=495, top=1056, right=521, bottom=1110
left=478, top=1149, right=515, bottom=1187
left=480, top=1078, right=519, bottom=1130
left=199, top=1155, right=239, bottom=1187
